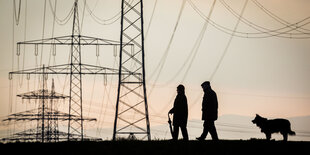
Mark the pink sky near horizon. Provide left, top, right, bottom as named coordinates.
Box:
left=0, top=0, right=309, bottom=129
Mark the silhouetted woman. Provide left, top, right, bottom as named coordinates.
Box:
left=169, top=84, right=189, bottom=141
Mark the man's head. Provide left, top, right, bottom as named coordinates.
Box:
left=201, top=81, right=211, bottom=92
left=177, top=84, right=185, bottom=94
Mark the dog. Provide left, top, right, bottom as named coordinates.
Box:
left=252, top=114, right=295, bottom=141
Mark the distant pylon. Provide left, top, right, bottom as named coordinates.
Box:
left=113, top=0, right=151, bottom=140
left=2, top=75, right=71, bottom=142
left=9, top=0, right=127, bottom=141
left=1, top=76, right=98, bottom=142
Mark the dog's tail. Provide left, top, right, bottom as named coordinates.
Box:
left=289, top=130, right=296, bottom=135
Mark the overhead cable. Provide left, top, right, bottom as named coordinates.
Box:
left=180, top=0, right=217, bottom=83
left=84, top=0, right=129, bottom=25
left=209, top=0, right=249, bottom=81
left=187, top=0, right=310, bottom=39
left=147, top=0, right=187, bottom=96
left=145, top=0, right=158, bottom=39
left=252, top=0, right=310, bottom=32
left=219, top=0, right=310, bottom=36
left=48, top=0, right=74, bottom=26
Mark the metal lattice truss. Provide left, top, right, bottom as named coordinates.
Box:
left=1, top=128, right=101, bottom=142
left=8, top=0, right=137, bottom=141
left=9, top=63, right=138, bottom=76
left=1, top=77, right=96, bottom=143
left=16, top=89, right=69, bottom=99
left=113, top=0, right=151, bottom=140
left=2, top=108, right=96, bottom=122
left=17, top=35, right=124, bottom=46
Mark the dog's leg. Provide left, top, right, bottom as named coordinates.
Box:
left=282, top=132, right=288, bottom=141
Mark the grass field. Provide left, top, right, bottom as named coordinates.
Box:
left=1, top=140, right=309, bottom=155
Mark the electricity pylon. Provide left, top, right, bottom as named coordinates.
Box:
left=113, top=0, right=151, bottom=140
left=1, top=77, right=99, bottom=142
left=9, top=0, right=132, bottom=141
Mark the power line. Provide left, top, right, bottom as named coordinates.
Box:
left=150, top=114, right=258, bottom=133
left=80, top=0, right=86, bottom=33
left=219, top=0, right=310, bottom=36
left=86, top=58, right=100, bottom=118
left=16, top=0, right=28, bottom=88
left=146, top=0, right=188, bottom=114
left=84, top=0, right=130, bottom=25
left=180, top=0, right=217, bottom=84
left=10, top=0, right=17, bottom=115
left=152, top=0, right=218, bottom=116
left=209, top=0, right=249, bottom=81
left=48, top=0, right=57, bottom=67
left=163, top=0, right=217, bottom=85
left=251, top=0, right=310, bottom=32
left=145, top=0, right=158, bottom=39
left=218, top=91, right=310, bottom=100
left=48, top=0, right=74, bottom=26
left=147, top=0, right=187, bottom=96
left=187, top=0, right=310, bottom=39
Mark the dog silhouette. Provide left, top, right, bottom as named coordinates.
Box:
left=252, top=114, right=295, bottom=141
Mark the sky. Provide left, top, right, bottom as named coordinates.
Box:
left=0, top=0, right=310, bottom=140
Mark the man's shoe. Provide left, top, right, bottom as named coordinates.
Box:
left=196, top=137, right=205, bottom=141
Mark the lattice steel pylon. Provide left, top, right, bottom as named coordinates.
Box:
left=48, top=79, right=59, bottom=142
left=1, top=76, right=73, bottom=143
left=68, top=0, right=83, bottom=140
left=8, top=0, right=131, bottom=141
left=1, top=76, right=99, bottom=142
left=113, top=0, right=151, bottom=140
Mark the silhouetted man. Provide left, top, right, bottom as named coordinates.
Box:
left=196, top=81, right=219, bottom=141
left=169, top=85, right=189, bottom=141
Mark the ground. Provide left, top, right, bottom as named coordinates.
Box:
left=1, top=140, right=309, bottom=155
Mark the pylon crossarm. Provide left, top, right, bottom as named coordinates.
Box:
left=9, top=64, right=70, bottom=75
left=17, top=35, right=72, bottom=45
left=0, top=128, right=96, bottom=142
left=9, top=64, right=139, bottom=78
left=12, top=129, right=37, bottom=136
left=79, top=35, right=131, bottom=45
left=2, top=108, right=96, bottom=122
left=17, top=89, right=70, bottom=99
left=17, top=35, right=130, bottom=46
left=80, top=64, right=119, bottom=74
